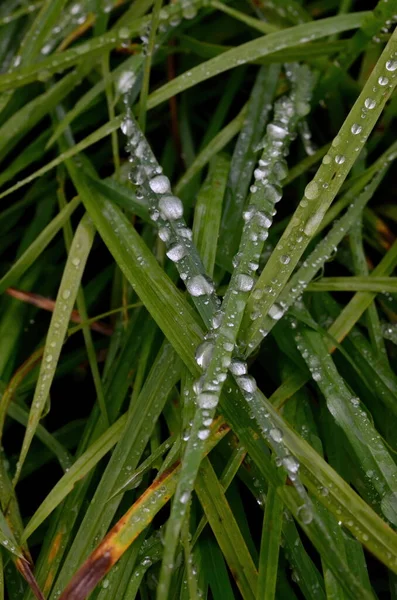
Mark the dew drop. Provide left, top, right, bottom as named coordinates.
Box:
left=364, top=98, right=376, bottom=110
left=166, top=244, right=186, bottom=262
left=351, top=123, right=362, bottom=135
left=334, top=155, right=345, bottom=165
left=236, top=375, right=257, bottom=394
left=197, top=392, right=218, bottom=409
left=180, top=491, right=190, bottom=504
left=280, top=254, right=290, bottom=265
left=198, top=429, right=210, bottom=440
left=186, top=276, right=214, bottom=297
left=62, top=289, right=71, bottom=300
left=235, top=274, right=254, bottom=292
left=297, top=504, right=313, bottom=525
left=270, top=427, right=283, bottom=442
left=195, top=340, right=214, bottom=369
left=268, top=304, right=284, bottom=320
left=121, top=117, right=134, bottom=136
left=158, top=195, right=183, bottom=220
left=149, top=175, right=171, bottom=194
left=304, top=181, right=319, bottom=200
left=386, top=59, right=397, bottom=72
left=378, top=75, right=389, bottom=86
left=229, top=360, right=247, bottom=376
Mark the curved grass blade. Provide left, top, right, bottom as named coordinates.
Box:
left=157, top=64, right=315, bottom=599
left=192, top=154, right=229, bottom=277
left=57, top=419, right=229, bottom=600
left=23, top=412, right=128, bottom=540
left=243, top=30, right=397, bottom=351
left=256, top=485, right=283, bottom=600
left=0, top=196, right=80, bottom=294
left=12, top=213, right=95, bottom=486
left=195, top=457, right=257, bottom=600
left=218, top=64, right=280, bottom=269
left=147, top=12, right=369, bottom=109
left=0, top=118, right=121, bottom=201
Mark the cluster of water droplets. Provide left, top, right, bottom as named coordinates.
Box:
left=190, top=66, right=317, bottom=513
left=120, top=110, right=219, bottom=321
left=139, top=0, right=203, bottom=55
left=37, top=1, right=102, bottom=58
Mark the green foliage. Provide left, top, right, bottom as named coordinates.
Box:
left=0, top=2, right=396, bottom=600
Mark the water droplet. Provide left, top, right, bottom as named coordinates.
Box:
left=166, top=244, right=186, bottom=262
left=102, top=579, right=109, bottom=589
left=268, top=304, right=284, bottom=320
left=235, top=274, right=254, bottom=292
left=334, top=155, right=345, bottom=165
left=197, top=392, right=218, bottom=409
left=267, top=123, right=289, bottom=139
left=158, top=195, right=183, bottom=220
left=378, top=75, right=389, bottom=86
left=118, top=71, right=136, bottom=94
left=62, top=290, right=71, bottom=300
left=236, top=375, right=257, bottom=394
left=158, top=227, right=170, bottom=242
left=149, top=175, right=171, bottom=194
left=297, top=504, right=313, bottom=525
left=195, top=340, right=214, bottom=369
left=351, top=123, right=362, bottom=135
left=304, top=181, right=319, bottom=200
left=386, top=59, right=397, bottom=72
left=283, top=456, right=300, bottom=474
left=121, top=117, right=134, bottom=136
left=71, top=257, right=81, bottom=267
left=270, top=427, right=283, bottom=442
left=119, top=27, right=130, bottom=39
left=364, top=98, right=376, bottom=110
left=198, top=429, right=210, bottom=440
left=229, top=360, right=247, bottom=376
left=186, top=276, right=214, bottom=297
left=180, top=491, right=190, bottom=504
left=322, top=154, right=331, bottom=165
left=280, top=254, right=290, bottom=265
left=266, top=183, right=283, bottom=204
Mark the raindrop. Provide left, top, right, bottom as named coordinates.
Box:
left=229, top=360, right=247, bottom=376
left=235, top=274, right=254, bottom=292
left=187, top=275, right=214, bottom=297
left=236, top=375, right=257, bottom=394
left=268, top=304, right=284, bottom=320
left=378, top=75, right=389, bottom=86
left=386, top=59, right=397, bottom=72
left=180, top=491, right=190, bottom=504
left=267, top=123, right=289, bottom=139
left=166, top=244, right=187, bottom=262
left=149, top=175, right=171, bottom=194
left=195, top=340, right=214, bottom=369
left=270, top=427, right=283, bottom=442
left=158, top=195, right=183, bottom=220
left=364, top=98, right=376, bottom=110
left=197, top=392, right=218, bottom=409
left=334, top=155, right=345, bottom=165
left=297, top=504, right=313, bottom=524
left=198, top=429, right=210, bottom=440
left=351, top=123, right=362, bottom=135
left=304, top=181, right=319, bottom=200
left=121, top=117, right=134, bottom=136
left=280, top=254, right=290, bottom=265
